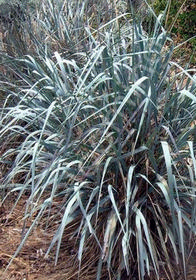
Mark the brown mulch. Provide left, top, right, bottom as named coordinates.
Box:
left=0, top=193, right=196, bottom=280
left=0, top=194, right=105, bottom=280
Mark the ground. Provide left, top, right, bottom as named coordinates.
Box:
left=1, top=194, right=196, bottom=279
left=0, top=194, right=80, bottom=280
left=0, top=193, right=109, bottom=280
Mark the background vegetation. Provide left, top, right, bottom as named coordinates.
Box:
left=0, top=0, right=196, bottom=279
left=150, top=0, right=196, bottom=64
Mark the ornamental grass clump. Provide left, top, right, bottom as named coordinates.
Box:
left=0, top=0, right=196, bottom=279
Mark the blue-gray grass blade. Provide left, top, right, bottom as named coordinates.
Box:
left=45, top=193, right=79, bottom=264
left=135, top=207, right=159, bottom=278
left=102, top=210, right=117, bottom=261
left=108, top=185, right=125, bottom=234
left=161, top=141, right=176, bottom=231
left=175, top=203, right=186, bottom=279
left=187, top=141, right=196, bottom=233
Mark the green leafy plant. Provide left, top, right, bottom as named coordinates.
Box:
left=150, top=0, right=196, bottom=65
left=151, top=0, right=196, bottom=37
left=0, top=0, right=196, bottom=279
